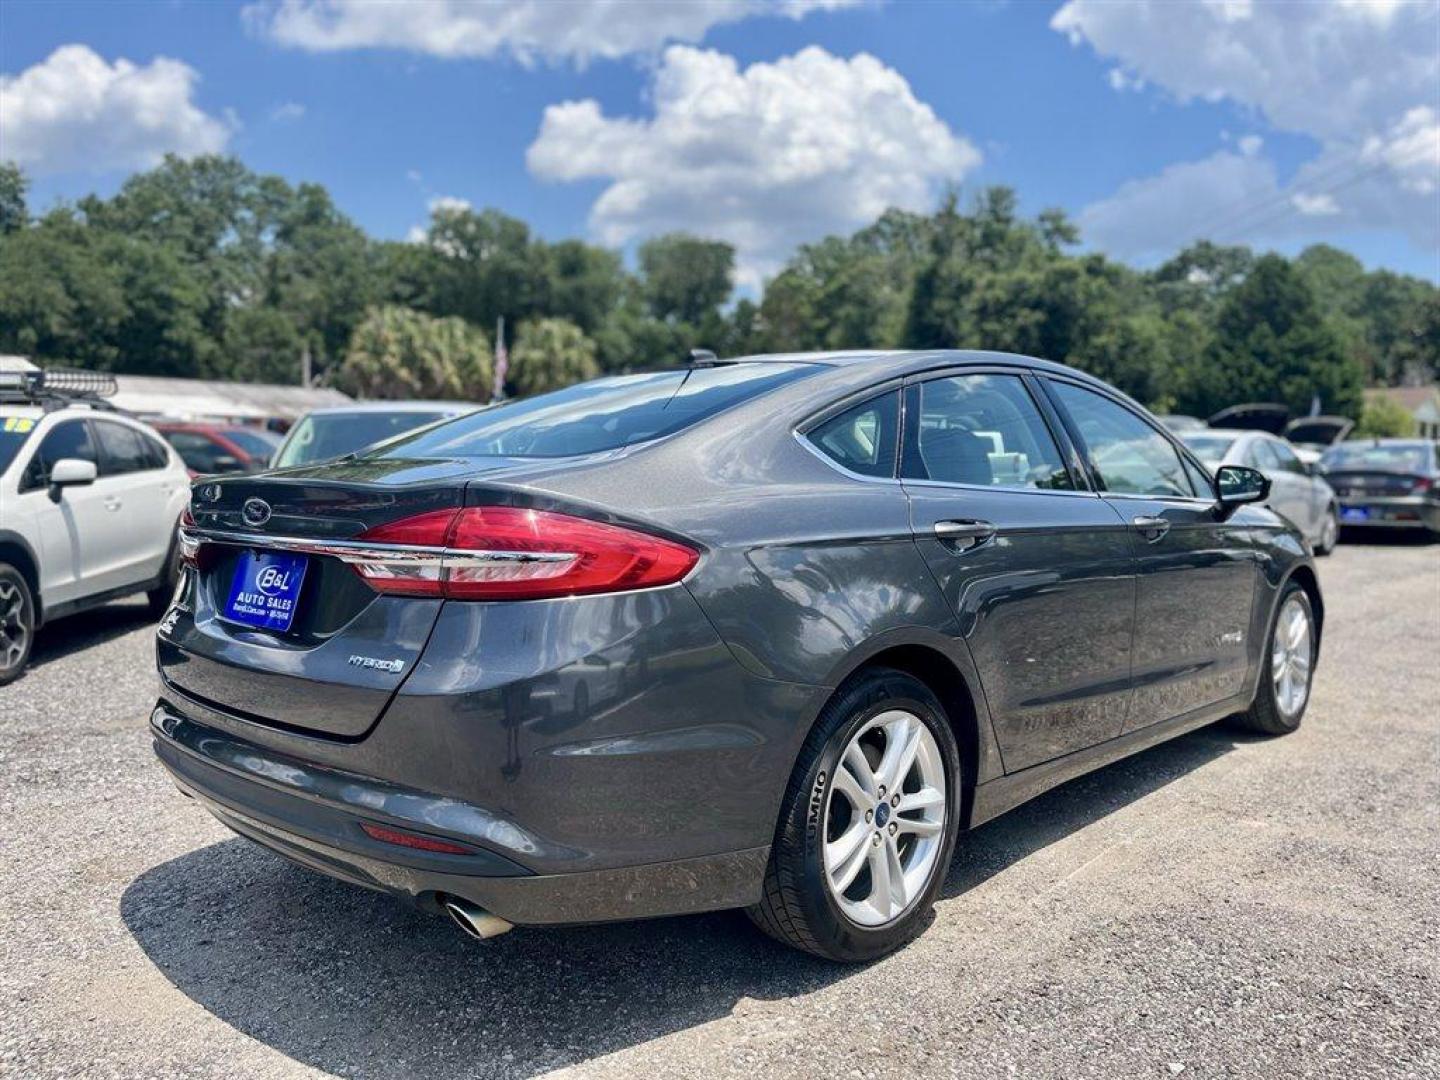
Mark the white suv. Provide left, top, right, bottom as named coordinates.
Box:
left=0, top=370, right=190, bottom=683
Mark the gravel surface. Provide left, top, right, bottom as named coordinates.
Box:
left=2, top=540, right=1437, bottom=1079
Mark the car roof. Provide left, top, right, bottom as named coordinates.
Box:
left=725, top=349, right=1137, bottom=394
left=298, top=401, right=480, bottom=417
left=0, top=405, right=44, bottom=420
left=1194, top=428, right=1260, bottom=439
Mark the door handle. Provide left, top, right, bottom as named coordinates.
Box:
left=934, top=520, right=996, bottom=552
left=1132, top=515, right=1170, bottom=541
left=104, top=497, right=123, bottom=512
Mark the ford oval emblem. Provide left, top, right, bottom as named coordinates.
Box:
left=242, top=497, right=272, bottom=527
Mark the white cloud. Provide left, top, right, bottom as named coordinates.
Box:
left=1080, top=150, right=1281, bottom=261
left=0, top=44, right=230, bottom=174
left=1291, top=192, right=1340, bottom=217
left=1054, top=0, right=1440, bottom=256
left=244, top=0, right=864, bottom=65
left=527, top=45, right=978, bottom=285
left=428, top=194, right=471, bottom=214
left=1236, top=134, right=1262, bottom=157
left=270, top=101, right=305, bottom=122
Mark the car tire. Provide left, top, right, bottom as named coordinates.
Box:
left=0, top=562, right=36, bottom=686
left=1315, top=506, right=1339, bottom=556
left=747, top=668, right=961, bottom=963
left=146, top=533, right=181, bottom=618
left=1232, top=580, right=1316, bottom=737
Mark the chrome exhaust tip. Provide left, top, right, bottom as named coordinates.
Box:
left=442, top=896, right=514, bottom=941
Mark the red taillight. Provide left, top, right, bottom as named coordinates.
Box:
left=1413, top=477, right=1433, bottom=493
left=178, top=505, right=203, bottom=568
left=352, top=507, right=699, bottom=601
left=360, top=822, right=475, bottom=855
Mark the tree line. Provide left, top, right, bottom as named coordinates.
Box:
left=1, top=156, right=1435, bottom=426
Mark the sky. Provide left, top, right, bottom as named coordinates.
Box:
left=1, top=0, right=1437, bottom=289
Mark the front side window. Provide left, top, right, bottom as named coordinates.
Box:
left=1049, top=381, right=1194, bottom=498
left=806, top=391, right=900, bottom=478
left=22, top=419, right=96, bottom=490
left=902, top=373, right=1073, bottom=491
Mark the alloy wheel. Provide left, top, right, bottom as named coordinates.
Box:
left=823, top=709, right=947, bottom=927
left=1271, top=594, right=1313, bottom=720
left=0, top=579, right=29, bottom=672
left=1320, top=511, right=1338, bottom=552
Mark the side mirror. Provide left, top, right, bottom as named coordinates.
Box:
left=1216, top=464, right=1270, bottom=512
left=47, top=457, right=98, bottom=501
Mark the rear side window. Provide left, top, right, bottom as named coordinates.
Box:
left=1049, top=381, right=1195, bottom=498
left=902, top=374, right=1073, bottom=491
left=94, top=421, right=154, bottom=476
left=373, top=364, right=816, bottom=460
left=806, top=391, right=900, bottom=478
left=167, top=431, right=232, bottom=473
left=21, top=419, right=96, bottom=490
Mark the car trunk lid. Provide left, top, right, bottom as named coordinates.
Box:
left=161, top=461, right=480, bottom=738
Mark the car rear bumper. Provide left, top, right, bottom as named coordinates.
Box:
left=1337, top=496, right=1440, bottom=530
left=151, top=701, right=770, bottom=925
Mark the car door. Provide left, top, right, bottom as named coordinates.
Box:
left=1042, top=378, right=1257, bottom=734
left=1268, top=438, right=1324, bottom=537
left=1248, top=438, right=1311, bottom=534
left=18, top=417, right=110, bottom=606
left=900, top=368, right=1137, bottom=772
left=91, top=419, right=179, bottom=588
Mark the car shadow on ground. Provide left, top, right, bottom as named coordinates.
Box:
left=28, top=599, right=155, bottom=668
left=121, top=723, right=1243, bottom=1079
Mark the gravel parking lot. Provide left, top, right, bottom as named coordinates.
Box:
left=2, top=540, right=1436, bottom=1079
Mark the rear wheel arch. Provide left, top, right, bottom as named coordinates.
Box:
left=824, top=642, right=982, bottom=829
left=0, top=534, right=42, bottom=626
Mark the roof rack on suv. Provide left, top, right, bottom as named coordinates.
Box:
left=0, top=367, right=120, bottom=413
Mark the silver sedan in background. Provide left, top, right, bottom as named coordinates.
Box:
left=1182, top=428, right=1340, bottom=554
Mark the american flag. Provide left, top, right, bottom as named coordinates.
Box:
left=493, top=316, right=508, bottom=402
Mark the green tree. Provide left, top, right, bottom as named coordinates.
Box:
left=1353, top=395, right=1417, bottom=438
left=0, top=163, right=27, bottom=235
left=509, top=318, right=599, bottom=397
left=1194, top=255, right=1364, bottom=418
left=337, top=305, right=490, bottom=400
left=638, top=234, right=734, bottom=325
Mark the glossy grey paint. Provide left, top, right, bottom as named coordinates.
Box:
left=153, top=349, right=1321, bottom=926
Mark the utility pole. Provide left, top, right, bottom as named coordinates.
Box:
left=300, top=343, right=312, bottom=388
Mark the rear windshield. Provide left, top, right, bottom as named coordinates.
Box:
left=369, top=364, right=816, bottom=460
left=0, top=416, right=38, bottom=473
left=1321, top=442, right=1435, bottom=473
left=275, top=410, right=461, bottom=468
left=1180, top=433, right=1238, bottom=465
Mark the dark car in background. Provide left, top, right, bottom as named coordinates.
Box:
left=1321, top=439, right=1440, bottom=537
left=152, top=351, right=1322, bottom=962
left=154, top=423, right=281, bottom=476
left=270, top=401, right=477, bottom=469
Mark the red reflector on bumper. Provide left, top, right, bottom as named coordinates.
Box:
left=360, top=822, right=475, bottom=855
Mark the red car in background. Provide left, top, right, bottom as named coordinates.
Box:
left=151, top=423, right=282, bottom=477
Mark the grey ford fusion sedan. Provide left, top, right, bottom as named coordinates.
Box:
left=152, top=350, right=1322, bottom=962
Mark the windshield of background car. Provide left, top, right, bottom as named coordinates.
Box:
left=0, top=415, right=38, bottom=473
left=1180, top=433, right=1238, bottom=466
left=1321, top=442, right=1434, bottom=473
left=274, top=410, right=457, bottom=467
left=223, top=428, right=281, bottom=459
left=369, top=364, right=817, bottom=460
